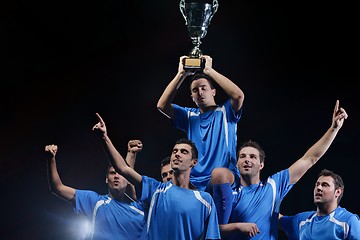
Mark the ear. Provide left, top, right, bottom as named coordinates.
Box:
left=259, top=162, right=265, bottom=171
left=191, top=158, right=198, bottom=167
left=105, top=178, right=109, bottom=184
left=212, top=89, right=216, bottom=96
left=335, top=188, right=342, bottom=198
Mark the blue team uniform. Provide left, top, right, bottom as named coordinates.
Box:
left=74, top=190, right=145, bottom=240
left=172, top=98, right=242, bottom=190
left=280, top=206, right=360, bottom=239
left=139, top=176, right=221, bottom=240
left=225, top=169, right=294, bottom=240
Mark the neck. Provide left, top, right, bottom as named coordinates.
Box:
left=109, top=189, right=133, bottom=202
left=240, top=174, right=261, bottom=187
left=317, top=203, right=338, bottom=216
left=173, top=172, right=196, bottom=190
left=200, top=104, right=217, bottom=113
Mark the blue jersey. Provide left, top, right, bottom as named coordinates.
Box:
left=225, top=169, right=294, bottom=240
left=139, top=176, right=221, bottom=240
left=74, top=190, right=145, bottom=240
left=173, top=98, right=242, bottom=190
left=280, top=207, right=360, bottom=239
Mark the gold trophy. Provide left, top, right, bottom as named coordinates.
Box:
left=180, top=0, right=219, bottom=71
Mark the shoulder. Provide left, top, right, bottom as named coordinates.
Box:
left=75, top=190, right=109, bottom=204
left=173, top=104, right=199, bottom=115
left=142, top=175, right=161, bottom=186
left=76, top=189, right=101, bottom=198
left=282, top=211, right=316, bottom=226
left=194, top=190, right=215, bottom=202
left=142, top=175, right=155, bottom=182
left=267, top=169, right=290, bottom=183
left=336, top=206, right=360, bottom=221
left=129, top=199, right=146, bottom=210
left=295, top=211, right=316, bottom=219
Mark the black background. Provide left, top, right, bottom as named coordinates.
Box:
left=4, top=0, right=359, bottom=239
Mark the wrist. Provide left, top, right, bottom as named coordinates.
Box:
left=102, top=134, right=109, bottom=140
left=177, top=71, right=185, bottom=78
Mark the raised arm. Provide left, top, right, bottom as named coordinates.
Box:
left=157, top=56, right=195, bottom=119
left=125, top=139, right=143, bottom=169
left=201, top=55, right=245, bottom=112
left=124, top=139, right=143, bottom=200
left=288, top=100, right=348, bottom=184
left=45, top=144, right=76, bottom=203
left=92, top=113, right=142, bottom=190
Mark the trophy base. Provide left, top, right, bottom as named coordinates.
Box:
left=183, top=57, right=205, bottom=71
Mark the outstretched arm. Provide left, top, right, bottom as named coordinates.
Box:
left=157, top=56, right=195, bottom=119
left=92, top=113, right=142, bottom=190
left=45, top=144, right=76, bottom=204
left=201, top=55, right=245, bottom=112
left=288, top=100, right=348, bottom=184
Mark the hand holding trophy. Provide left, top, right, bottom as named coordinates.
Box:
left=179, top=0, right=219, bottom=71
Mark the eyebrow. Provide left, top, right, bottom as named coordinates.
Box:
left=192, top=84, right=207, bottom=90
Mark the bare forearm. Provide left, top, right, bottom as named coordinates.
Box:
left=289, top=100, right=347, bottom=184
left=160, top=73, right=183, bottom=99
left=101, top=134, right=142, bottom=187
left=157, top=72, right=186, bottom=117
left=125, top=151, right=136, bottom=169
left=47, top=158, right=62, bottom=193
left=289, top=127, right=339, bottom=184
left=304, top=127, right=339, bottom=163
left=47, top=158, right=75, bottom=202
left=101, top=134, right=128, bottom=171
left=206, top=69, right=244, bottom=109
left=220, top=222, right=260, bottom=238
left=220, top=223, right=239, bottom=237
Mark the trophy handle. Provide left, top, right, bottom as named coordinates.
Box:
left=179, top=0, right=188, bottom=25
left=209, top=0, right=219, bottom=23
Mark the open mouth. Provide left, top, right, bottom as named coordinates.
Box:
left=173, top=159, right=180, bottom=164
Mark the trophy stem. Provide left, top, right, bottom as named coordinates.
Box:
left=191, top=37, right=201, bottom=48
left=189, top=46, right=202, bottom=58
left=189, top=37, right=202, bottom=58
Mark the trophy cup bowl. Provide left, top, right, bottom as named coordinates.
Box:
left=180, top=0, right=218, bottom=71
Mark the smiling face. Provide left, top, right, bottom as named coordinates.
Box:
left=170, top=143, right=197, bottom=174
left=236, top=146, right=264, bottom=184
